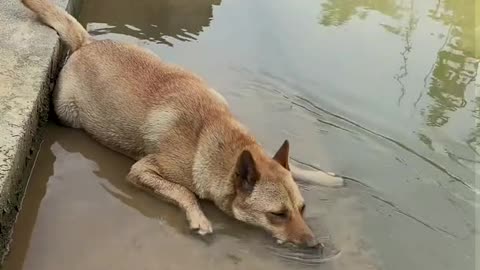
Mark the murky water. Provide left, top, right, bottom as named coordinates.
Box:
left=5, top=0, right=478, bottom=269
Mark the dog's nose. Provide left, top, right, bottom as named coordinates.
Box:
left=299, top=233, right=319, bottom=248
left=306, top=238, right=319, bottom=248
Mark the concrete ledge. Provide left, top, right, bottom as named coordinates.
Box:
left=0, top=0, right=78, bottom=264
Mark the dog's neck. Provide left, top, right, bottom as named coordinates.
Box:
left=193, top=116, right=265, bottom=214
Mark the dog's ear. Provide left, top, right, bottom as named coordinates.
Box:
left=273, top=139, right=290, bottom=170
left=234, top=150, right=259, bottom=194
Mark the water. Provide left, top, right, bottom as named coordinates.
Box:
left=4, top=0, right=478, bottom=269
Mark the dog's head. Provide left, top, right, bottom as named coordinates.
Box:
left=231, top=140, right=318, bottom=248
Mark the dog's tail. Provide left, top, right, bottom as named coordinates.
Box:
left=290, top=164, right=344, bottom=187
left=22, top=0, right=90, bottom=51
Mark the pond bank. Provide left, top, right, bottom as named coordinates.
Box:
left=0, top=0, right=77, bottom=264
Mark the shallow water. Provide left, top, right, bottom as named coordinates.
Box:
left=5, top=0, right=478, bottom=269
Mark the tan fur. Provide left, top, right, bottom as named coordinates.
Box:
left=22, top=0, right=90, bottom=51
left=22, top=0, right=343, bottom=246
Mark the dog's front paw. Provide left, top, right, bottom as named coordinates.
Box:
left=188, top=212, right=213, bottom=235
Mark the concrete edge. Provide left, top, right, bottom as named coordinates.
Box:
left=0, top=0, right=81, bottom=265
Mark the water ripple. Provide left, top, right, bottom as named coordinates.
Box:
left=267, top=241, right=341, bottom=266
left=236, top=66, right=475, bottom=193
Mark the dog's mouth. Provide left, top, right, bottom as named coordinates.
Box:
left=275, top=238, right=325, bottom=251
left=276, top=238, right=286, bottom=245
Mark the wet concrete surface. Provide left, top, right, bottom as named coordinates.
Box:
left=0, top=0, right=70, bottom=262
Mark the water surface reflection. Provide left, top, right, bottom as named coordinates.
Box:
left=80, top=0, right=221, bottom=45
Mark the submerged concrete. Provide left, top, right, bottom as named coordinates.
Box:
left=0, top=0, right=75, bottom=265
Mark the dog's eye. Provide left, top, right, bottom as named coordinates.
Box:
left=267, top=210, right=289, bottom=224
left=270, top=211, right=288, bottom=218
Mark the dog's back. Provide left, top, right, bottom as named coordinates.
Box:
left=55, top=39, right=232, bottom=159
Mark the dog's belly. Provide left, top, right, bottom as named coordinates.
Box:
left=56, top=80, right=147, bottom=159
left=53, top=41, right=166, bottom=159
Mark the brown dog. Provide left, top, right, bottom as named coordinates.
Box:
left=22, top=0, right=343, bottom=247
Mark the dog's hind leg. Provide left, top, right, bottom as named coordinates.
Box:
left=127, top=156, right=213, bottom=235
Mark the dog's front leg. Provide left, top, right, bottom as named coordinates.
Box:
left=127, top=156, right=213, bottom=235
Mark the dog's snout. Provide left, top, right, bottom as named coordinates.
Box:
left=300, top=233, right=319, bottom=248
left=284, top=214, right=320, bottom=248
left=306, top=237, right=319, bottom=248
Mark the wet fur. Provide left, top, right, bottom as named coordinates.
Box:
left=22, top=0, right=343, bottom=246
